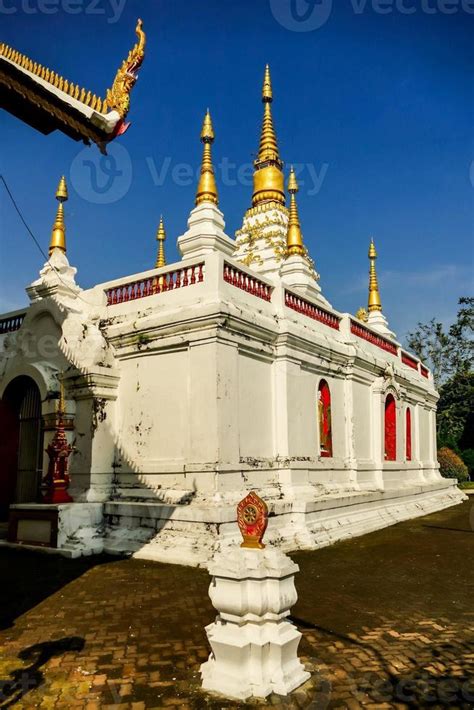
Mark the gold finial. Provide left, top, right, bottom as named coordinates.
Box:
left=262, top=63, right=273, bottom=101
left=155, top=215, right=167, bottom=268
left=58, top=376, right=65, bottom=416
left=368, top=238, right=382, bottom=312
left=195, top=109, right=218, bottom=206
left=252, top=64, right=285, bottom=207
left=286, top=167, right=304, bottom=256
left=49, top=176, right=68, bottom=255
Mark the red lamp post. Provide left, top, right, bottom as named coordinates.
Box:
left=42, top=381, right=73, bottom=504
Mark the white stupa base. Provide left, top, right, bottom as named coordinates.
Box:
left=27, top=248, right=82, bottom=303
left=367, top=309, right=396, bottom=339
left=177, top=202, right=235, bottom=258
left=280, top=254, right=331, bottom=308
left=200, top=547, right=310, bottom=700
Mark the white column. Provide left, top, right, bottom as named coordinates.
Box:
left=201, top=547, right=310, bottom=700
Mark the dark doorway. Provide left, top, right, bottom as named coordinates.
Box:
left=0, top=376, right=43, bottom=520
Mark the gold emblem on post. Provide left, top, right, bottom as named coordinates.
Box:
left=237, top=491, right=269, bottom=549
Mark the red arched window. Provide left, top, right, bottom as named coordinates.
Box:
left=318, top=380, right=333, bottom=457
left=405, top=408, right=412, bottom=461
left=384, top=394, right=397, bottom=461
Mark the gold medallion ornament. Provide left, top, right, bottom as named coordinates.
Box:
left=237, top=491, right=269, bottom=549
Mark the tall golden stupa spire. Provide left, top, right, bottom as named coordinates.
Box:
left=368, top=239, right=382, bottom=312
left=252, top=65, right=285, bottom=207
left=49, top=176, right=68, bottom=255
left=155, top=215, right=166, bottom=268
left=195, top=109, right=218, bottom=206
left=287, top=167, right=305, bottom=256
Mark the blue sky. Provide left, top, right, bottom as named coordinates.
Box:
left=1, top=0, right=472, bottom=342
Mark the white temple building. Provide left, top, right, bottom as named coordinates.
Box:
left=0, top=67, right=464, bottom=565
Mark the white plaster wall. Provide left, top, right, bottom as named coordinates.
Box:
left=118, top=351, right=189, bottom=466
left=287, top=367, right=316, bottom=458
left=419, top=406, right=431, bottom=462
left=238, top=352, right=273, bottom=460
left=353, top=381, right=372, bottom=460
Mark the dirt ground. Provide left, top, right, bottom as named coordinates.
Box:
left=0, top=499, right=473, bottom=709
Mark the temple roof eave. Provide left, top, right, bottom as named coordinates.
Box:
left=0, top=57, right=121, bottom=148
left=0, top=18, right=145, bottom=150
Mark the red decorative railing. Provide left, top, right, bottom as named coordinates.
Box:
left=105, top=263, right=204, bottom=306
left=350, top=320, right=398, bottom=355
left=223, top=263, right=272, bottom=302
left=420, top=364, right=429, bottom=379
left=401, top=351, right=419, bottom=370
left=285, top=291, right=340, bottom=330
left=0, top=312, right=26, bottom=334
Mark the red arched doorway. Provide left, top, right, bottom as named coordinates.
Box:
left=318, top=380, right=333, bottom=457
left=406, top=408, right=412, bottom=461
left=384, top=393, right=397, bottom=461
left=0, top=376, right=43, bottom=519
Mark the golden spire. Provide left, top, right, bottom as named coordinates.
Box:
left=155, top=215, right=166, bottom=268
left=49, top=176, right=68, bottom=255
left=286, top=167, right=304, bottom=256
left=368, top=238, right=382, bottom=312
left=195, top=109, right=218, bottom=206
left=252, top=64, right=285, bottom=207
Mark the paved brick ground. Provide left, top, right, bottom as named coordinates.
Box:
left=0, top=499, right=473, bottom=709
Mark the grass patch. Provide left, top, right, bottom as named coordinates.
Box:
left=459, top=481, right=474, bottom=489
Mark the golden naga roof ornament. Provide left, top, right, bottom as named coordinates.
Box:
left=286, top=167, right=305, bottom=256
left=155, top=215, right=167, bottom=268
left=368, top=238, right=382, bottom=312
left=49, top=176, right=68, bottom=255
left=195, top=109, right=218, bottom=206
left=252, top=64, right=285, bottom=207
left=104, top=18, right=146, bottom=121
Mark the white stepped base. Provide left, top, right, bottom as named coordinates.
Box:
left=5, top=482, right=465, bottom=563
left=5, top=502, right=104, bottom=557
left=103, top=480, right=465, bottom=567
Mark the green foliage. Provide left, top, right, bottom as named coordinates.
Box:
left=407, top=297, right=473, bottom=458
left=438, top=447, right=469, bottom=482
left=437, top=371, right=474, bottom=449
left=460, top=449, right=474, bottom=480
left=406, top=297, right=473, bottom=386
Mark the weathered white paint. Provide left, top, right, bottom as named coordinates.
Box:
left=0, top=203, right=466, bottom=565
left=200, top=547, right=310, bottom=700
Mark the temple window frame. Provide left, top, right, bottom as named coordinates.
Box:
left=318, top=379, right=333, bottom=458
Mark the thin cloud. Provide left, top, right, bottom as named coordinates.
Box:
left=341, top=264, right=473, bottom=296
